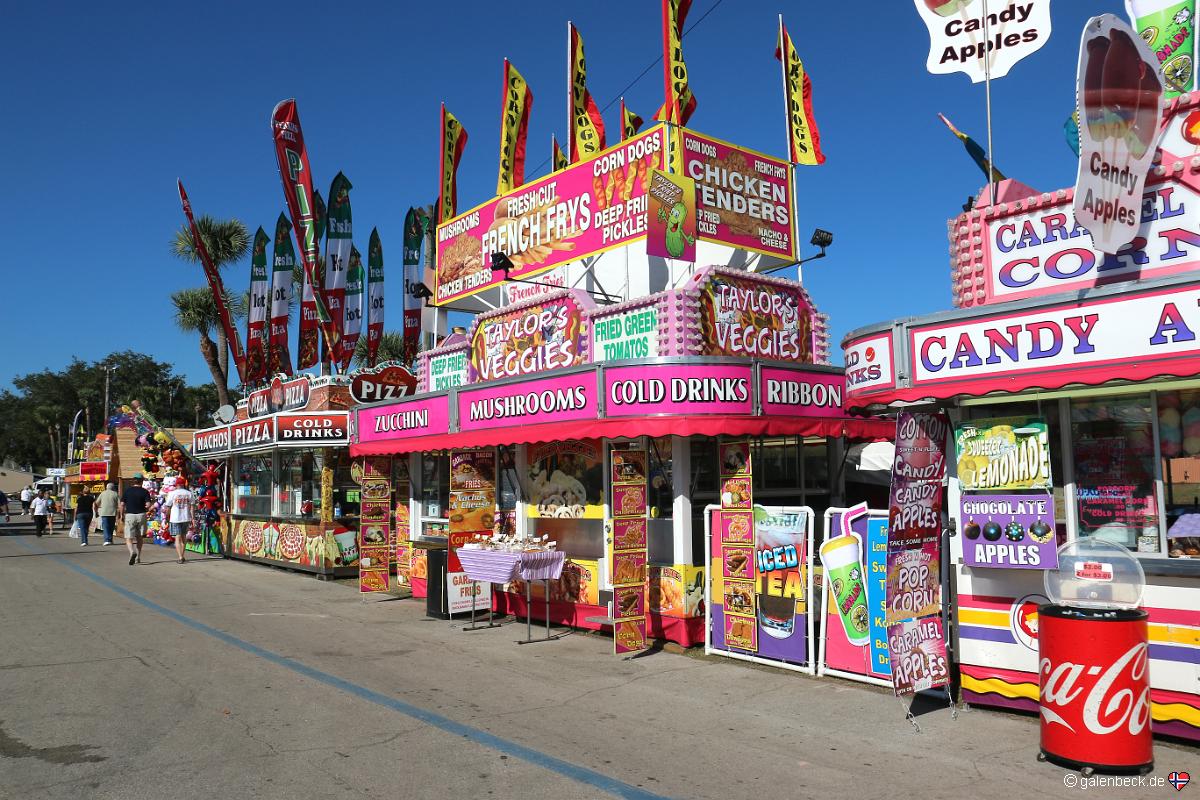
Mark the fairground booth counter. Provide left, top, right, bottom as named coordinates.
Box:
left=191, top=375, right=359, bottom=577
left=349, top=123, right=892, bottom=653
left=840, top=97, right=1200, bottom=742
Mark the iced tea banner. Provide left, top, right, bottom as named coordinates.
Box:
left=435, top=125, right=666, bottom=304
left=820, top=508, right=891, bottom=685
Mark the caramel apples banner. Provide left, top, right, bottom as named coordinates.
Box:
left=366, top=227, right=385, bottom=368
left=656, top=0, right=697, bottom=126
left=568, top=22, right=606, bottom=163
left=340, top=244, right=364, bottom=372
left=246, top=226, right=271, bottom=383
left=270, top=99, right=341, bottom=366
left=438, top=104, right=469, bottom=223
left=497, top=60, right=533, bottom=195
left=324, top=172, right=354, bottom=364
left=177, top=180, right=248, bottom=383
left=776, top=17, right=825, bottom=166
left=269, top=213, right=296, bottom=376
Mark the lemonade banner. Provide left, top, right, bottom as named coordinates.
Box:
left=1125, top=0, right=1195, bottom=97
left=434, top=125, right=666, bottom=304
left=954, top=416, right=1051, bottom=491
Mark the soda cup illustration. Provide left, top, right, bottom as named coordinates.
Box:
left=820, top=534, right=870, bottom=647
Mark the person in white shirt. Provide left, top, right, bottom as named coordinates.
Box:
left=30, top=490, right=50, bottom=537
left=20, top=486, right=33, bottom=515
left=165, top=478, right=196, bottom=564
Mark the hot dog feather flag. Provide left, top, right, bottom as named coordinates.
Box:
left=438, top=104, right=469, bottom=223
left=776, top=19, right=825, bottom=165
left=620, top=98, right=643, bottom=141
left=497, top=60, right=533, bottom=194
left=568, top=22, right=607, bottom=162
left=655, top=0, right=697, bottom=126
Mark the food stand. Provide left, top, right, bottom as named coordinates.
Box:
left=192, top=375, right=359, bottom=577
left=351, top=117, right=894, bottom=653
left=840, top=96, right=1200, bottom=742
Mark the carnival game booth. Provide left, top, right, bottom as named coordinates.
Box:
left=352, top=266, right=892, bottom=650
left=840, top=96, right=1200, bottom=743
left=192, top=375, right=359, bottom=578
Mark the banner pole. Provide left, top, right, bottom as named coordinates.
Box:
left=982, top=0, right=996, bottom=207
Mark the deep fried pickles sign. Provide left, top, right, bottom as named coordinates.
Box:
left=435, top=126, right=666, bottom=304
left=698, top=271, right=813, bottom=362
left=468, top=294, right=588, bottom=382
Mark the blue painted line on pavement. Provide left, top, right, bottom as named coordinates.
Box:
left=13, top=539, right=669, bottom=800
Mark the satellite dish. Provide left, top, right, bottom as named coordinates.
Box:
left=213, top=405, right=236, bottom=424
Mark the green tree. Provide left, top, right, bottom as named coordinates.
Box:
left=351, top=331, right=407, bottom=368
left=171, top=288, right=246, bottom=408
left=172, top=216, right=250, bottom=393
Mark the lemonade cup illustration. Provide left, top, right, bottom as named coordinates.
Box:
left=820, top=534, right=870, bottom=647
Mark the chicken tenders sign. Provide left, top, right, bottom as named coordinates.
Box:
left=435, top=126, right=666, bottom=304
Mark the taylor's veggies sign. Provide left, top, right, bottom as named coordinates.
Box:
left=435, top=125, right=666, bottom=304
left=677, top=129, right=795, bottom=259
left=954, top=417, right=1052, bottom=491
left=467, top=294, right=588, bottom=382
left=697, top=271, right=813, bottom=362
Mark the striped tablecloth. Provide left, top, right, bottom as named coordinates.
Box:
left=516, top=550, right=566, bottom=581
left=455, top=549, right=522, bottom=584
left=454, top=549, right=566, bottom=583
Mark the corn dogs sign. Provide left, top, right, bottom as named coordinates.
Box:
left=435, top=125, right=666, bottom=304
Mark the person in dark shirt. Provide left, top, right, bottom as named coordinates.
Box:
left=75, top=491, right=96, bottom=546
left=120, top=477, right=152, bottom=565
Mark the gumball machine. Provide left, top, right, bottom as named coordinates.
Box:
left=1038, top=538, right=1151, bottom=775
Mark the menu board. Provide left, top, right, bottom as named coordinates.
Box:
left=447, top=449, right=496, bottom=614
left=394, top=459, right=412, bottom=585
left=715, top=441, right=756, bottom=652
left=610, top=446, right=649, bottom=655
left=358, top=456, right=392, bottom=594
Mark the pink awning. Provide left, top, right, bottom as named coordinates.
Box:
left=350, top=414, right=893, bottom=456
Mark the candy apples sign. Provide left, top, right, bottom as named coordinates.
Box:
left=350, top=364, right=418, bottom=404
left=1073, top=15, right=1165, bottom=254
left=913, top=0, right=1051, bottom=83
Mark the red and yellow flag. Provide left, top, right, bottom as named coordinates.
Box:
left=620, top=98, right=643, bottom=141
left=497, top=59, right=533, bottom=194
left=568, top=22, right=606, bottom=162
left=438, top=104, right=468, bottom=223
left=655, top=0, right=697, bottom=126
left=551, top=135, right=568, bottom=171
left=776, top=19, right=825, bottom=166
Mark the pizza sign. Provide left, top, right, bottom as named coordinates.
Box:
left=350, top=364, right=418, bottom=404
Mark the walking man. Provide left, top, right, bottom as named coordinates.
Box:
left=96, top=483, right=119, bottom=546
left=120, top=476, right=151, bottom=565
left=30, top=490, right=50, bottom=537
left=20, top=485, right=33, bottom=515
left=74, top=489, right=95, bottom=547
left=165, top=477, right=195, bottom=564
left=0, top=490, right=9, bottom=523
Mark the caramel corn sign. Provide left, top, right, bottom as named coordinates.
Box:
left=435, top=126, right=666, bottom=304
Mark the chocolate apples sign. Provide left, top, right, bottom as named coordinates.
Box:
left=913, top=0, right=1051, bottom=83
left=1073, top=15, right=1164, bottom=254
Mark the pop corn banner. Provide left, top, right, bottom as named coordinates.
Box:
left=434, top=125, right=666, bottom=304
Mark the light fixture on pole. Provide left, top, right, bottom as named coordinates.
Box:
left=760, top=228, right=834, bottom=275
left=490, top=252, right=620, bottom=302
left=409, top=281, right=477, bottom=313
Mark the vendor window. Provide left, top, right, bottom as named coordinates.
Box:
left=234, top=454, right=273, bottom=517
left=1157, top=390, right=1200, bottom=557
left=418, top=453, right=450, bottom=539
left=1071, top=395, right=1160, bottom=553
left=328, top=451, right=360, bottom=521
left=278, top=450, right=317, bottom=518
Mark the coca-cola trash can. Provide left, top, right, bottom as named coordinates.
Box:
left=1038, top=537, right=1152, bottom=775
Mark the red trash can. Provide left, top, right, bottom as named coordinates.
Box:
left=1038, top=605, right=1153, bottom=775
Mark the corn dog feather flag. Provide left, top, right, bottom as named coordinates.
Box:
left=568, top=22, right=606, bottom=162
left=552, top=135, right=568, bottom=171
left=497, top=59, right=533, bottom=194
left=776, top=19, right=825, bottom=166
left=655, top=0, right=697, bottom=126
left=620, top=98, right=643, bottom=141
left=438, top=104, right=468, bottom=224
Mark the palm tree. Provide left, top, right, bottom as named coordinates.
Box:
left=172, top=216, right=250, bottom=388
left=171, top=287, right=246, bottom=408
left=351, top=331, right=407, bottom=368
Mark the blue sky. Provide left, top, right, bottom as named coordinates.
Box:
left=0, top=0, right=1116, bottom=390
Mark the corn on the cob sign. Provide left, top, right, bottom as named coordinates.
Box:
left=434, top=125, right=666, bottom=305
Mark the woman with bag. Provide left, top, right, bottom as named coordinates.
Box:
left=74, top=491, right=95, bottom=546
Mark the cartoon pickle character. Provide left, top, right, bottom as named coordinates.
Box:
left=657, top=201, right=694, bottom=258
